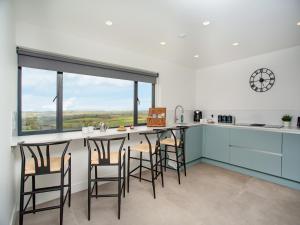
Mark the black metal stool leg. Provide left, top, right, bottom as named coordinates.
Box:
left=95, top=166, right=98, bottom=198
left=164, top=146, right=167, bottom=171
left=60, top=170, right=64, bottom=225
left=123, top=154, right=126, bottom=198
left=149, top=151, right=156, bottom=199
left=118, top=161, right=121, bottom=219
left=155, top=151, right=158, bottom=176
left=182, top=147, right=187, bottom=176
left=139, top=152, right=142, bottom=182
left=127, top=147, right=130, bottom=193
left=32, top=175, right=36, bottom=213
left=159, top=149, right=164, bottom=187
left=88, top=164, right=91, bottom=220
left=19, top=173, right=25, bottom=225
left=175, top=147, right=181, bottom=185
left=68, top=155, right=71, bottom=207
left=159, top=150, right=164, bottom=187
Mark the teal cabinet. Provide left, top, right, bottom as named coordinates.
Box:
left=282, top=133, right=300, bottom=182
left=229, top=128, right=282, bottom=176
left=203, top=126, right=230, bottom=163
left=184, top=126, right=203, bottom=163
left=230, top=128, right=282, bottom=153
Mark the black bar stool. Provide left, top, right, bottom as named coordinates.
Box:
left=160, top=126, right=188, bottom=184
left=86, top=136, right=126, bottom=220
left=18, top=140, right=72, bottom=225
left=127, top=129, right=165, bottom=199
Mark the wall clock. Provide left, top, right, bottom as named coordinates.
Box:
left=249, top=68, right=275, bottom=92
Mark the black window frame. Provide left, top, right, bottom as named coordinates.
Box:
left=18, top=67, right=155, bottom=136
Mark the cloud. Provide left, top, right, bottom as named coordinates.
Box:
left=23, top=94, right=56, bottom=111
left=63, top=97, right=77, bottom=110
left=64, top=73, right=132, bottom=88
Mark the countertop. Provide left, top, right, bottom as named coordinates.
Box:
left=11, top=122, right=300, bottom=147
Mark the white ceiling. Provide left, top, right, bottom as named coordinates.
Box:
left=15, top=0, right=300, bottom=69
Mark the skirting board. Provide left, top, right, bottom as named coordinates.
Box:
left=201, top=158, right=300, bottom=191
left=9, top=205, right=16, bottom=225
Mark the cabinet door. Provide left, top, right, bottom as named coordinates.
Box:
left=229, top=128, right=282, bottom=176
left=203, top=126, right=230, bottom=163
left=230, top=128, right=282, bottom=154
left=184, top=126, right=203, bottom=163
left=229, top=146, right=281, bottom=176
left=282, top=133, right=300, bottom=182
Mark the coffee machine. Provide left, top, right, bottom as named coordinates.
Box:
left=194, top=110, right=202, bottom=122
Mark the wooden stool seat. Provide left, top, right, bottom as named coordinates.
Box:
left=160, top=138, right=181, bottom=147
left=25, top=155, right=71, bottom=175
left=91, top=151, right=125, bottom=165
left=131, top=143, right=157, bottom=153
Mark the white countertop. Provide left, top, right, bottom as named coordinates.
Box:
left=11, top=122, right=300, bottom=147
left=199, top=122, right=300, bottom=134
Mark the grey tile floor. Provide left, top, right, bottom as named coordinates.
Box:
left=21, top=163, right=300, bottom=225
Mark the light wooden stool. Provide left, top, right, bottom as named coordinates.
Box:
left=127, top=129, right=165, bottom=198
left=86, top=136, right=126, bottom=220
left=18, top=140, right=72, bottom=225
left=160, top=126, right=188, bottom=184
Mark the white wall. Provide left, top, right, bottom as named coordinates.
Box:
left=195, top=46, right=300, bottom=126
left=0, top=0, right=17, bottom=224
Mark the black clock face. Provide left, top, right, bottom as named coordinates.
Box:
left=249, top=68, right=275, bottom=92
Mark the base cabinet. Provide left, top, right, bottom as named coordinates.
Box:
left=282, top=133, right=300, bottom=182
left=229, top=129, right=282, bottom=176
left=186, top=124, right=300, bottom=183
left=184, top=126, right=203, bottom=163
left=203, top=126, right=230, bottom=163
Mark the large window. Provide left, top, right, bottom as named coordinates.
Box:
left=63, top=73, right=134, bottom=130
left=18, top=67, right=155, bottom=135
left=20, top=67, right=57, bottom=132
left=138, top=82, right=153, bottom=124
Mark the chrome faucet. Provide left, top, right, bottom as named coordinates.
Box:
left=174, top=105, right=184, bottom=123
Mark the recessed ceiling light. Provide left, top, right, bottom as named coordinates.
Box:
left=178, top=33, right=187, bottom=38
left=232, top=42, right=240, bottom=46
left=160, top=42, right=166, bottom=46
left=105, top=20, right=113, bottom=26
left=297, top=21, right=300, bottom=26
left=202, top=20, right=210, bottom=26
left=194, top=54, right=199, bottom=58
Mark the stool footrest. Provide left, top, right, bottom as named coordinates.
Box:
left=23, top=205, right=60, bottom=215
left=91, top=194, right=119, bottom=198
left=129, top=174, right=152, bottom=183
left=129, top=156, right=150, bottom=162
left=23, top=185, right=69, bottom=195
left=91, top=177, right=123, bottom=182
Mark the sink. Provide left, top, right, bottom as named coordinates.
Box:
left=235, top=123, right=283, bottom=129
left=250, top=123, right=266, bottom=127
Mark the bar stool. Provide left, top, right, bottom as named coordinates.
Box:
left=86, top=136, right=126, bottom=220
left=18, top=140, right=72, bottom=225
left=127, top=129, right=164, bottom=199
left=160, top=126, right=188, bottom=184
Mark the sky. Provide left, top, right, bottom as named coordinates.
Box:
left=22, top=67, right=152, bottom=112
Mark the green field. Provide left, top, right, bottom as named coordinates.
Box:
left=22, top=111, right=148, bottom=132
